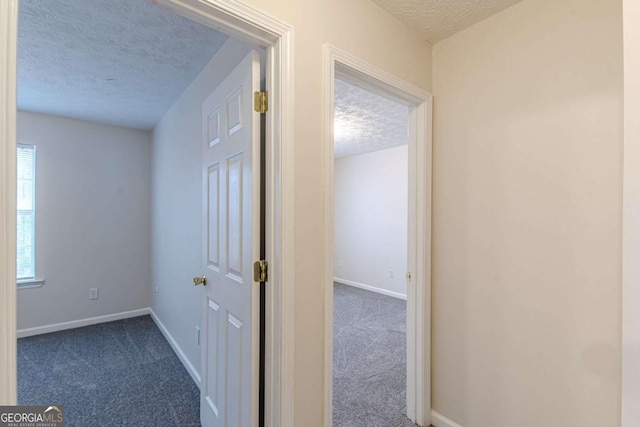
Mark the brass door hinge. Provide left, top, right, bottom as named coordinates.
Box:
left=254, top=91, right=268, bottom=113
left=254, top=260, right=268, bottom=282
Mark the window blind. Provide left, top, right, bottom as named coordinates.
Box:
left=17, top=144, right=35, bottom=280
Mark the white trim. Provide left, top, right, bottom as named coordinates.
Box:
left=431, top=410, right=463, bottom=427
left=0, top=0, right=18, bottom=406
left=333, top=277, right=406, bottom=300
left=16, top=278, right=45, bottom=289
left=623, top=0, right=640, bottom=424
left=322, top=45, right=432, bottom=427
left=150, top=308, right=202, bottom=387
left=16, top=308, right=151, bottom=338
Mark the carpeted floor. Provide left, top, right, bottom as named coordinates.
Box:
left=18, top=315, right=200, bottom=427
left=333, top=283, right=418, bottom=427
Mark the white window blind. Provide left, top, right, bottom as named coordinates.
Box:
left=17, top=144, right=35, bottom=280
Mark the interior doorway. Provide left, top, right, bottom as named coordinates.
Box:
left=323, top=46, right=433, bottom=427
left=0, top=1, right=295, bottom=426
left=332, top=74, right=412, bottom=426
left=14, top=1, right=265, bottom=425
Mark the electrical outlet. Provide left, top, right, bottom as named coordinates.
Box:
left=89, top=288, right=99, bottom=300
left=196, top=326, right=201, bottom=346
left=155, top=287, right=159, bottom=294
left=389, top=270, right=394, bottom=278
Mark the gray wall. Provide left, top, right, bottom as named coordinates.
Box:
left=17, top=111, right=152, bottom=330
left=151, top=37, right=254, bottom=382
left=334, top=145, right=408, bottom=297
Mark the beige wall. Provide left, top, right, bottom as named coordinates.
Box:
left=622, top=0, right=640, bottom=425
left=228, top=0, right=433, bottom=425
left=432, top=0, right=623, bottom=425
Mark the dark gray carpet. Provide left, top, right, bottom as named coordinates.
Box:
left=18, top=315, right=200, bottom=426
left=333, top=283, right=417, bottom=427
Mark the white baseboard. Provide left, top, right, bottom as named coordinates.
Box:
left=149, top=308, right=202, bottom=388
left=431, top=410, right=463, bottom=427
left=17, top=308, right=151, bottom=338
left=334, top=277, right=406, bottom=300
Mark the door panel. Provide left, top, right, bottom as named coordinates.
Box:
left=208, top=108, right=221, bottom=147
left=205, top=299, right=220, bottom=417
left=200, top=50, right=261, bottom=427
left=208, top=164, right=220, bottom=270
left=227, top=154, right=243, bottom=281
left=226, top=313, right=243, bottom=427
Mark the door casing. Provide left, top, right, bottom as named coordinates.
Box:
left=622, top=0, right=640, bottom=424
left=0, top=2, right=295, bottom=427
left=322, top=45, right=433, bottom=427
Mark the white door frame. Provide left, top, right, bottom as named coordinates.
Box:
left=0, top=2, right=296, bottom=427
left=622, top=0, right=640, bottom=424
left=0, top=0, right=18, bottom=408
left=322, top=45, right=433, bottom=427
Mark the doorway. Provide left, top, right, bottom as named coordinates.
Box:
left=323, top=46, right=433, bottom=427
left=15, top=1, right=263, bottom=425
left=332, top=74, right=411, bottom=425
left=0, top=1, right=295, bottom=426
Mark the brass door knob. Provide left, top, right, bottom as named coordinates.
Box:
left=193, top=276, right=207, bottom=286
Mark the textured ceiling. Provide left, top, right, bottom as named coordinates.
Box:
left=334, top=78, right=409, bottom=159
left=371, top=0, right=524, bottom=43
left=18, top=0, right=229, bottom=130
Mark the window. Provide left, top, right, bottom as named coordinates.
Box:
left=17, top=144, right=35, bottom=280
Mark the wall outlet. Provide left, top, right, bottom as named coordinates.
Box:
left=89, top=288, right=99, bottom=300
left=389, top=270, right=395, bottom=278
left=155, top=287, right=159, bottom=294
left=196, top=326, right=201, bottom=346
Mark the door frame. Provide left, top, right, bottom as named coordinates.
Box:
left=0, top=0, right=18, bottom=408
left=622, top=0, right=640, bottom=424
left=322, top=45, right=433, bottom=427
left=0, top=1, right=296, bottom=427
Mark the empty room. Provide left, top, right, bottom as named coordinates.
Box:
left=13, top=0, right=268, bottom=424
left=331, top=75, right=415, bottom=426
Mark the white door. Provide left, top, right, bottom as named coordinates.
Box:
left=199, top=50, right=261, bottom=427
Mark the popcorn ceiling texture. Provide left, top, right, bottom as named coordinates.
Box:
left=371, top=0, right=525, bottom=43
left=334, top=78, right=409, bottom=159
left=18, top=0, right=228, bottom=130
